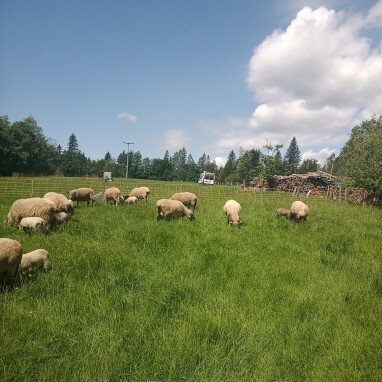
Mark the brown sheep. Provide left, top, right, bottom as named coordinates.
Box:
left=276, top=208, right=290, bottom=218
left=68, top=188, right=96, bottom=207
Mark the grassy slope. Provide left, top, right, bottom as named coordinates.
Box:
left=1, top=178, right=382, bottom=381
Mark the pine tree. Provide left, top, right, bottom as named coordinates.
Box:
left=237, top=149, right=261, bottom=182
left=284, top=137, right=301, bottom=175
left=274, top=149, right=284, bottom=175
left=67, top=133, right=79, bottom=153
left=62, top=133, right=87, bottom=176
left=186, top=153, right=199, bottom=181
left=197, top=153, right=207, bottom=171
left=172, top=148, right=187, bottom=180
left=162, top=150, right=173, bottom=180
left=298, top=158, right=318, bottom=174
left=223, top=150, right=238, bottom=182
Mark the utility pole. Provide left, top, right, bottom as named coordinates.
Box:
left=123, top=141, right=134, bottom=178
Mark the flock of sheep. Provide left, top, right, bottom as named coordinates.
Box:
left=0, top=183, right=309, bottom=287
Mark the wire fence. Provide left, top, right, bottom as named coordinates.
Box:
left=0, top=176, right=352, bottom=207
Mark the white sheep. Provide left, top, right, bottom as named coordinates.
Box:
left=129, top=187, right=150, bottom=203
left=54, top=212, right=70, bottom=225
left=125, top=196, right=138, bottom=204
left=156, top=199, right=195, bottom=220
left=223, top=200, right=242, bottom=226
left=44, top=192, right=74, bottom=215
left=7, top=197, right=58, bottom=228
left=68, top=188, right=96, bottom=207
left=19, top=217, right=48, bottom=233
left=0, top=238, right=23, bottom=284
left=18, top=249, right=50, bottom=278
left=276, top=208, right=290, bottom=218
left=170, top=192, right=197, bottom=210
left=289, top=201, right=309, bottom=223
left=104, top=187, right=121, bottom=206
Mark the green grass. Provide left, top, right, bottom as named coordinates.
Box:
left=1, top=177, right=382, bottom=381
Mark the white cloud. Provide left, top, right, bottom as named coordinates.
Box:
left=366, top=0, right=382, bottom=26
left=161, top=129, right=190, bottom=150
left=242, top=3, right=382, bottom=152
left=117, top=113, right=138, bottom=122
left=301, top=147, right=336, bottom=164
left=214, top=156, right=227, bottom=168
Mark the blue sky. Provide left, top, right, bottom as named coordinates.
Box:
left=1, top=0, right=381, bottom=166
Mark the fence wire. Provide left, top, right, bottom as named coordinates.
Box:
left=0, top=176, right=348, bottom=207
left=0, top=177, right=368, bottom=210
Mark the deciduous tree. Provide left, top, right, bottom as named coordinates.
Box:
left=336, top=115, right=382, bottom=197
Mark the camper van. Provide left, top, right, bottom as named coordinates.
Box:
left=198, top=171, right=215, bottom=185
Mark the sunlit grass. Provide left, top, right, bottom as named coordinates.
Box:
left=1, top=178, right=382, bottom=381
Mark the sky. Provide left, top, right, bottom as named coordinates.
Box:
left=1, top=0, right=382, bottom=167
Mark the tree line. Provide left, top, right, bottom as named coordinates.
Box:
left=1, top=114, right=381, bottom=196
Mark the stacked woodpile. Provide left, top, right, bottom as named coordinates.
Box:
left=248, top=172, right=371, bottom=205
left=343, top=187, right=370, bottom=205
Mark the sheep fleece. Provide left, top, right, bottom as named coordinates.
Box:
left=156, top=199, right=194, bottom=219
left=290, top=201, right=309, bottom=221
left=19, top=249, right=50, bottom=274
left=68, top=188, right=96, bottom=205
left=44, top=192, right=74, bottom=213
left=0, top=238, right=23, bottom=282
left=7, top=198, right=57, bottom=226
left=129, top=187, right=150, bottom=202
left=104, top=187, right=121, bottom=205
left=223, top=200, right=242, bottom=225
left=170, top=192, right=197, bottom=209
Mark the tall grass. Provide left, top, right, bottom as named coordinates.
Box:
left=1, top=178, right=382, bottom=381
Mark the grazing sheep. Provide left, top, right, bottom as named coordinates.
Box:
left=129, top=187, right=150, bottom=203
left=18, top=249, right=50, bottom=278
left=0, top=238, right=23, bottom=284
left=276, top=208, right=290, bottom=218
left=125, top=196, right=138, bottom=204
left=156, top=199, right=195, bottom=220
left=7, top=198, right=58, bottom=227
left=223, top=200, right=242, bottom=226
left=170, top=192, right=197, bottom=210
left=289, top=201, right=309, bottom=223
left=104, top=187, right=121, bottom=206
left=19, top=217, right=48, bottom=233
left=44, top=192, right=74, bottom=215
left=54, top=212, right=70, bottom=225
left=68, top=188, right=96, bottom=207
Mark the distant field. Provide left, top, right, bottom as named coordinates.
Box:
left=1, top=177, right=382, bottom=381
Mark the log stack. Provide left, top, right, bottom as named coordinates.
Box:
left=248, top=172, right=370, bottom=205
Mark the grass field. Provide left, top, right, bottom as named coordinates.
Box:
left=1, top=177, right=382, bottom=381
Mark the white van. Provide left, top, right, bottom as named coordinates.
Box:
left=198, top=171, right=215, bottom=185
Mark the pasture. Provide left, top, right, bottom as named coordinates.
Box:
left=1, top=177, right=382, bottom=382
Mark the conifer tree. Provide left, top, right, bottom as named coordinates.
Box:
left=283, top=137, right=301, bottom=175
